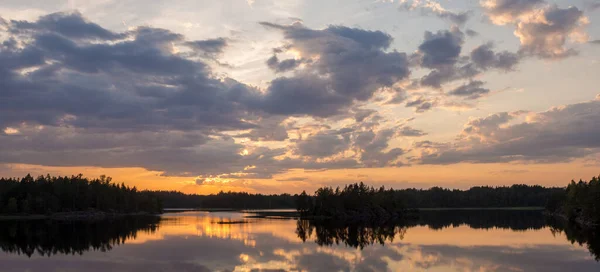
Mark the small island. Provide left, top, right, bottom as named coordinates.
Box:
left=296, top=182, right=416, bottom=222
left=0, top=174, right=162, bottom=220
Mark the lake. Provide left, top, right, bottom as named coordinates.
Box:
left=0, top=210, right=598, bottom=271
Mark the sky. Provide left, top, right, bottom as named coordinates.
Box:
left=0, top=0, right=599, bottom=194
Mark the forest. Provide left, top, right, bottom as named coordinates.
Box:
left=151, top=190, right=296, bottom=209
left=0, top=174, right=594, bottom=218
left=0, top=174, right=162, bottom=215
left=295, top=182, right=565, bottom=220
left=151, top=183, right=564, bottom=210
left=296, top=182, right=411, bottom=220
left=546, top=175, right=600, bottom=226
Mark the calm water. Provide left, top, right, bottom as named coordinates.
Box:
left=0, top=210, right=598, bottom=271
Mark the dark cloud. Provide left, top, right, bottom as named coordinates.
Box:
left=590, top=40, right=600, bottom=45
left=353, top=109, right=377, bottom=122
left=417, top=96, right=600, bottom=164
left=9, top=11, right=124, bottom=40
left=186, top=37, right=228, bottom=57
left=448, top=80, right=490, bottom=100
left=234, top=117, right=290, bottom=141
left=406, top=97, right=437, bottom=112
left=354, top=129, right=405, bottom=167
left=471, top=43, right=520, bottom=71
left=266, top=55, right=303, bottom=73
left=295, top=133, right=349, bottom=157
left=419, top=63, right=479, bottom=88
left=257, top=74, right=348, bottom=117
left=258, top=22, right=410, bottom=116
left=481, top=0, right=546, bottom=25
left=416, top=32, right=521, bottom=91
left=418, top=28, right=464, bottom=69
left=465, top=29, right=479, bottom=37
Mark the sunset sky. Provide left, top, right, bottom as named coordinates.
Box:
left=1, top=0, right=599, bottom=194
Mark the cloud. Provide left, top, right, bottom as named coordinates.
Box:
left=400, top=0, right=472, bottom=25
left=399, top=126, right=428, bottom=137
left=0, top=12, right=413, bottom=178
left=9, top=11, right=124, bottom=40
left=465, top=29, right=479, bottom=37
left=590, top=40, right=600, bottom=45
left=406, top=96, right=438, bottom=112
left=417, top=28, right=465, bottom=68
left=234, top=117, right=290, bottom=141
left=447, top=80, right=490, bottom=100
left=0, top=14, right=260, bottom=132
left=295, top=133, right=349, bottom=157
left=419, top=63, right=479, bottom=88
left=195, top=178, right=207, bottom=185
left=186, top=37, right=228, bottom=57
left=416, top=96, right=600, bottom=164
left=481, top=0, right=546, bottom=25
left=470, top=43, right=520, bottom=71
left=515, top=5, right=589, bottom=59
left=266, top=55, right=304, bottom=73
left=257, top=22, right=410, bottom=116
left=355, top=129, right=406, bottom=167
left=587, top=1, right=600, bottom=11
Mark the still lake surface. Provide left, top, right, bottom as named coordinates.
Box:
left=0, top=210, right=598, bottom=271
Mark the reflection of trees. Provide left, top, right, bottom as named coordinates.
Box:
left=297, top=210, right=550, bottom=249
left=416, top=210, right=547, bottom=231
left=0, top=216, right=160, bottom=257
left=296, top=220, right=407, bottom=249
left=547, top=218, right=600, bottom=261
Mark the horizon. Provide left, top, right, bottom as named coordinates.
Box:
left=1, top=0, right=600, bottom=195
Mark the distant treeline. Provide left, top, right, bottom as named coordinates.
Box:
left=151, top=191, right=297, bottom=209
left=0, top=174, right=572, bottom=213
left=0, top=175, right=162, bottom=215
left=153, top=183, right=563, bottom=210
left=546, top=175, right=600, bottom=226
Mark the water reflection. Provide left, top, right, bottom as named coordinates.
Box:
left=415, top=209, right=547, bottom=230
left=296, top=219, right=407, bottom=249
left=296, top=210, right=550, bottom=251
left=548, top=217, right=600, bottom=261
left=0, top=211, right=598, bottom=272
left=0, top=216, right=160, bottom=257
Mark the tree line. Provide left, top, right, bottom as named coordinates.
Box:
left=0, top=174, right=581, bottom=215
left=150, top=190, right=296, bottom=209
left=150, top=183, right=564, bottom=211
left=546, top=175, right=600, bottom=226
left=294, top=182, right=565, bottom=220
left=0, top=174, right=162, bottom=215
